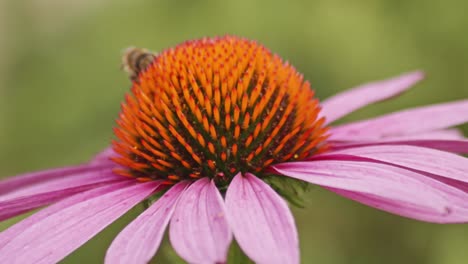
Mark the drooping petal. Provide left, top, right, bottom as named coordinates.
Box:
left=0, top=181, right=159, bottom=263
left=327, top=145, right=468, bottom=183
left=329, top=187, right=468, bottom=223
left=225, top=173, right=299, bottom=264
left=90, top=147, right=116, bottom=165
left=273, top=160, right=468, bottom=222
left=0, top=181, right=131, bottom=248
left=329, top=99, right=468, bottom=141
left=0, top=164, right=114, bottom=196
left=0, top=178, right=115, bottom=221
left=170, top=178, right=232, bottom=264
left=0, top=166, right=123, bottom=220
left=320, top=71, right=424, bottom=124
left=105, top=181, right=188, bottom=264
left=386, top=128, right=465, bottom=140
left=331, top=139, right=468, bottom=154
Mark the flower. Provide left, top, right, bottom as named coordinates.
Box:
left=1, top=35, right=468, bottom=264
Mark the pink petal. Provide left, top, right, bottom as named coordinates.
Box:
left=0, top=166, right=124, bottom=220
left=327, top=145, right=468, bottom=184
left=0, top=181, right=159, bottom=263
left=329, top=188, right=468, bottom=223
left=170, top=178, right=232, bottom=264
left=388, top=129, right=465, bottom=140
left=90, top=147, right=116, bottom=165
left=0, top=164, right=114, bottom=196
left=320, top=71, right=424, bottom=124
left=331, top=139, right=468, bottom=154
left=0, top=180, right=113, bottom=221
left=225, top=173, right=299, bottom=264
left=330, top=99, right=468, bottom=141
left=0, top=167, right=120, bottom=201
left=0, top=182, right=132, bottom=248
left=273, top=160, right=468, bottom=222
left=105, top=181, right=189, bottom=264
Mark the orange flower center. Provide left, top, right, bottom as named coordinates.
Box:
left=112, top=36, right=329, bottom=186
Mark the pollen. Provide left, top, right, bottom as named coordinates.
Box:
left=112, top=36, right=329, bottom=186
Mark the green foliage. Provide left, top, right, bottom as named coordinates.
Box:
left=141, top=189, right=166, bottom=210
left=263, top=174, right=311, bottom=208
left=227, top=240, right=255, bottom=264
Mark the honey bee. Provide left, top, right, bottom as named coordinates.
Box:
left=122, top=47, right=157, bottom=81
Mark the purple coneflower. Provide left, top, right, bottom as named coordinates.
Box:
left=1, top=36, right=468, bottom=264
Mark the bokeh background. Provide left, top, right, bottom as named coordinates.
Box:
left=1, top=0, right=468, bottom=263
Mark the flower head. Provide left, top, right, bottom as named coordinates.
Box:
left=1, top=35, right=468, bottom=264
left=113, top=36, right=328, bottom=186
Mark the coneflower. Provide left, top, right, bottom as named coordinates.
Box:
left=1, top=36, right=468, bottom=264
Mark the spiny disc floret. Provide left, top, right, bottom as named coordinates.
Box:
left=112, top=36, right=328, bottom=186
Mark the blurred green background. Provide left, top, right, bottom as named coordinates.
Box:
left=1, top=0, right=468, bottom=263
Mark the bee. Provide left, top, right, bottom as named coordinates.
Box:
left=122, top=47, right=157, bottom=81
